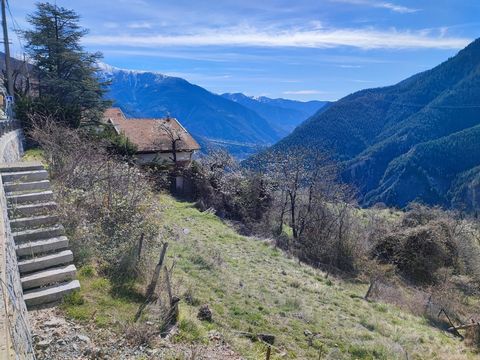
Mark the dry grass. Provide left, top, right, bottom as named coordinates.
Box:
left=156, top=195, right=477, bottom=359
left=62, top=194, right=478, bottom=359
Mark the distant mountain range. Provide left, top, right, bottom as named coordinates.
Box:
left=221, top=93, right=328, bottom=136
left=100, top=64, right=326, bottom=158
left=263, top=38, right=480, bottom=211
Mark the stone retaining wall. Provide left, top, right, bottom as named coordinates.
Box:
left=0, top=130, right=24, bottom=163
left=0, top=129, right=34, bottom=359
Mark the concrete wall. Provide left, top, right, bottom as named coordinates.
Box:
left=0, top=130, right=24, bottom=163
left=0, top=129, right=34, bottom=359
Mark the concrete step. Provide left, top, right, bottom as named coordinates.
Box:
left=1, top=170, right=49, bottom=183
left=8, top=202, right=57, bottom=218
left=21, top=264, right=77, bottom=290
left=13, top=225, right=65, bottom=243
left=24, top=280, right=80, bottom=308
left=0, top=162, right=44, bottom=173
left=4, top=180, right=51, bottom=193
left=18, top=250, right=73, bottom=274
left=10, top=215, right=59, bottom=231
left=16, top=236, right=69, bottom=258
left=7, top=190, right=53, bottom=205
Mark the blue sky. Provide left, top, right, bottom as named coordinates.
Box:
left=8, top=0, right=480, bottom=100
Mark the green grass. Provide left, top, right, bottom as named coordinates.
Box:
left=22, top=148, right=46, bottom=163
left=62, top=266, right=144, bottom=328
left=63, top=194, right=476, bottom=359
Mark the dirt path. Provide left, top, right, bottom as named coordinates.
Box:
left=30, top=307, right=243, bottom=359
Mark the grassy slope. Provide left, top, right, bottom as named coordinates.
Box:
left=65, top=195, right=474, bottom=359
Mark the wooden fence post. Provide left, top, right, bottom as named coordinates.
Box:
left=146, top=242, right=169, bottom=299
left=259, top=334, right=275, bottom=360
left=134, top=242, right=169, bottom=322
left=137, top=233, right=145, bottom=259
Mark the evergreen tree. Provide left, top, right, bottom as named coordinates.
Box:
left=20, top=2, right=110, bottom=127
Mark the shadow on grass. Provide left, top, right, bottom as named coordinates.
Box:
left=349, top=294, right=366, bottom=300
left=425, top=314, right=459, bottom=336
left=110, top=281, right=146, bottom=304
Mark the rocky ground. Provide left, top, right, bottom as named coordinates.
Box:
left=30, top=307, right=242, bottom=359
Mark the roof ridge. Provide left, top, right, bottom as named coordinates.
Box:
left=102, top=108, right=200, bottom=152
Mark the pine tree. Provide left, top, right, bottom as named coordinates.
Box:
left=20, top=2, right=110, bottom=127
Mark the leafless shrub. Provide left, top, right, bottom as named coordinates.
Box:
left=183, top=149, right=273, bottom=233
left=369, top=281, right=429, bottom=316
left=465, top=324, right=480, bottom=348
left=424, top=271, right=464, bottom=323
left=361, top=260, right=396, bottom=300
left=372, top=203, right=480, bottom=287
left=261, top=147, right=360, bottom=273
left=124, top=323, right=158, bottom=347
left=29, top=115, right=160, bottom=280
left=367, top=203, right=480, bottom=338
left=373, top=214, right=460, bottom=285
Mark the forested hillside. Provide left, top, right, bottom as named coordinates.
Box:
left=101, top=65, right=281, bottom=157
left=266, top=38, right=480, bottom=210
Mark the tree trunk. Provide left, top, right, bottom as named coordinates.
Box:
left=290, top=191, right=297, bottom=239
left=172, top=140, right=177, bottom=163
left=276, top=191, right=288, bottom=236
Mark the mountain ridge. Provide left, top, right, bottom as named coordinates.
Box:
left=101, top=65, right=326, bottom=158
left=101, top=67, right=280, bottom=157
left=263, top=38, right=480, bottom=210
left=222, top=92, right=328, bottom=136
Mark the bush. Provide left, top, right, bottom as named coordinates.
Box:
left=124, top=323, right=157, bottom=347
left=374, top=222, right=459, bottom=284
left=373, top=204, right=463, bottom=285
left=29, top=117, right=160, bottom=281
left=182, top=149, right=273, bottom=233
left=295, top=203, right=362, bottom=274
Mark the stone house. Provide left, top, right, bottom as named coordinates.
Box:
left=103, top=108, right=200, bottom=165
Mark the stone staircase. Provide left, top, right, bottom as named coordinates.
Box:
left=0, top=162, right=80, bottom=308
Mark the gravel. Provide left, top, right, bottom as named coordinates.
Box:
left=30, top=307, right=244, bottom=359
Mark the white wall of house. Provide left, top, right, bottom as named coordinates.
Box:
left=136, top=151, right=193, bottom=165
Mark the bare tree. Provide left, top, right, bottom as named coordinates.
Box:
left=155, top=118, right=183, bottom=164
left=265, top=148, right=307, bottom=239
left=265, top=147, right=344, bottom=240
left=261, top=146, right=360, bottom=271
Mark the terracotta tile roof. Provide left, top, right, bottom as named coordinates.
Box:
left=103, top=108, right=200, bottom=153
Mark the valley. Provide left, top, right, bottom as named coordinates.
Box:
left=102, top=65, right=326, bottom=159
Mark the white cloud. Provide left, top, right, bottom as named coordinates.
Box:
left=85, top=26, right=469, bottom=50
left=165, top=72, right=232, bottom=81
left=338, top=64, right=363, bottom=68
left=332, top=0, right=419, bottom=14
left=374, top=2, right=419, bottom=13
left=439, top=27, right=449, bottom=37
